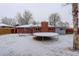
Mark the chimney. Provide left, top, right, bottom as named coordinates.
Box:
left=41, top=21, right=48, bottom=32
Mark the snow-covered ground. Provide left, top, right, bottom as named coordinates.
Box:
left=0, top=34, right=79, bottom=56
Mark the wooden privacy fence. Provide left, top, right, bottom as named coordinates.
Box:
left=0, top=28, right=14, bottom=35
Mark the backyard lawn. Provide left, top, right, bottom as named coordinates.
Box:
left=0, top=34, right=79, bottom=56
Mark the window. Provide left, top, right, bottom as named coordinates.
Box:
left=36, top=27, right=40, bottom=30
left=60, top=28, right=64, bottom=30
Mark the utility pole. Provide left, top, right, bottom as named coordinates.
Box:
left=72, top=3, right=79, bottom=49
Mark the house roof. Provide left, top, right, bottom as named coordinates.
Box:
left=16, top=24, right=33, bottom=28
left=0, top=23, right=13, bottom=27
left=32, top=24, right=41, bottom=27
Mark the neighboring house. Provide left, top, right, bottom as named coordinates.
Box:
left=55, top=21, right=67, bottom=34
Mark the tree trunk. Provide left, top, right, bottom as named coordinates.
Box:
left=72, top=3, right=79, bottom=49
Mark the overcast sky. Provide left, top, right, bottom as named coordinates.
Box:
left=0, top=3, right=73, bottom=27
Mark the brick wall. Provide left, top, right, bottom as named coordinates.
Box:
left=14, top=28, right=32, bottom=33
left=41, top=22, right=48, bottom=32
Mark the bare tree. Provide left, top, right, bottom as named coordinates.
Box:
left=32, top=20, right=37, bottom=25
left=49, top=13, right=61, bottom=27
left=72, top=3, right=79, bottom=49
left=16, top=13, right=24, bottom=25
left=23, top=11, right=33, bottom=24
left=1, top=17, right=17, bottom=26
left=1, top=17, right=8, bottom=25
left=16, top=11, right=33, bottom=25
left=10, top=18, right=18, bottom=26
left=55, top=20, right=63, bottom=27
left=63, top=22, right=69, bottom=28
left=62, top=3, right=79, bottom=49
